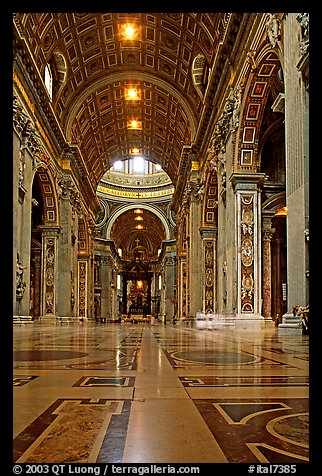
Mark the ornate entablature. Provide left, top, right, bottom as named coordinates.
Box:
left=170, top=146, right=194, bottom=214
left=13, top=30, right=100, bottom=216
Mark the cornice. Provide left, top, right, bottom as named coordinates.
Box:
left=193, top=13, right=246, bottom=155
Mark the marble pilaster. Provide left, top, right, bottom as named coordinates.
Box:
left=231, top=173, right=266, bottom=328
left=199, top=227, right=217, bottom=313
left=178, top=256, right=187, bottom=320
left=281, top=13, right=309, bottom=324
left=32, top=250, right=42, bottom=318
left=40, top=226, right=61, bottom=320
left=100, top=255, right=112, bottom=320
left=55, top=180, right=76, bottom=321
left=164, top=246, right=176, bottom=320
left=77, top=260, right=88, bottom=320
left=187, top=179, right=203, bottom=319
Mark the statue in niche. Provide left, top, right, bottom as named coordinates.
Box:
left=265, top=13, right=281, bottom=48
left=16, top=253, right=27, bottom=300
left=232, top=84, right=243, bottom=131
left=223, top=260, right=227, bottom=276
left=296, top=13, right=309, bottom=55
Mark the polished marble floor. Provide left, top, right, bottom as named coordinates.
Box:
left=13, top=321, right=309, bottom=464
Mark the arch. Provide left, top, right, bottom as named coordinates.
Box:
left=32, top=166, right=59, bottom=225
left=233, top=46, right=282, bottom=172
left=262, top=191, right=286, bottom=214
left=106, top=203, right=171, bottom=241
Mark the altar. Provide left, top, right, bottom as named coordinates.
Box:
left=122, top=314, right=151, bottom=323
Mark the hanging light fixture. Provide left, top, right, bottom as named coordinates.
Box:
left=136, top=280, right=143, bottom=289
left=129, top=147, right=142, bottom=155
left=127, top=119, right=142, bottom=130
left=120, top=23, right=139, bottom=41
left=125, top=88, right=140, bottom=101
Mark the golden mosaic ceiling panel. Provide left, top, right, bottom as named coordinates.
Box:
left=14, top=12, right=232, bottom=188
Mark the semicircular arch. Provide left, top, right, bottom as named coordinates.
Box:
left=106, top=203, right=171, bottom=241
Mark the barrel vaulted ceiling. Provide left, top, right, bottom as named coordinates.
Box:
left=13, top=12, right=244, bottom=192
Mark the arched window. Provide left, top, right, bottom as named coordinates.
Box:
left=44, top=64, right=53, bottom=100
left=192, top=54, right=209, bottom=97
left=44, top=52, right=67, bottom=102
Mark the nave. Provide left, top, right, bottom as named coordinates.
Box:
left=13, top=322, right=309, bottom=464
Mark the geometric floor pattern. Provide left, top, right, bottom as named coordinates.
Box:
left=13, top=321, right=309, bottom=464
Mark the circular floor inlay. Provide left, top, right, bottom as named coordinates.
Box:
left=269, top=413, right=309, bottom=447
left=172, top=350, right=255, bottom=364
left=13, top=350, right=89, bottom=361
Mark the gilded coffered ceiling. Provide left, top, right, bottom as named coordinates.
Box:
left=13, top=12, right=240, bottom=190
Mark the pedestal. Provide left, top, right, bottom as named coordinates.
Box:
left=278, top=313, right=303, bottom=335
left=13, top=315, right=33, bottom=324
left=234, top=313, right=265, bottom=330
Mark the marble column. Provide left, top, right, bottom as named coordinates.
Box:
left=262, top=216, right=275, bottom=320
